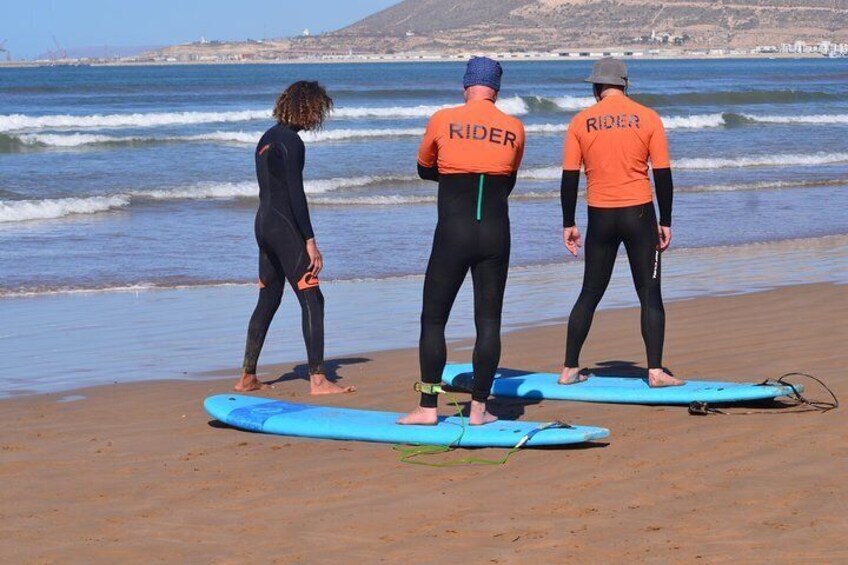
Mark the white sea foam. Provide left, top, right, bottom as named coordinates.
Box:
left=14, top=128, right=428, bottom=148
left=304, top=174, right=417, bottom=194
left=17, top=133, right=137, bottom=147
left=1, top=103, right=530, bottom=132
left=311, top=194, right=437, bottom=206
left=301, top=127, right=424, bottom=142
left=518, top=152, right=848, bottom=178
left=330, top=96, right=529, bottom=119
left=524, top=123, right=568, bottom=134
left=176, top=130, right=423, bottom=145
left=520, top=166, right=562, bottom=180
left=0, top=195, right=130, bottom=222
left=330, top=104, right=450, bottom=119
left=680, top=179, right=848, bottom=193
left=496, top=95, right=531, bottom=116
left=134, top=182, right=257, bottom=200
left=676, top=152, right=848, bottom=170
left=662, top=114, right=725, bottom=129
left=0, top=110, right=270, bottom=132
left=134, top=175, right=418, bottom=201
left=552, top=95, right=596, bottom=110
left=739, top=113, right=848, bottom=125
left=0, top=175, right=427, bottom=223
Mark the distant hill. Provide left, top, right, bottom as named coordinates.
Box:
left=145, top=1, right=848, bottom=62
left=327, top=0, right=848, bottom=51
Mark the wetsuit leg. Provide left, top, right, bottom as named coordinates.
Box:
left=621, top=204, right=664, bottom=369
left=419, top=229, right=470, bottom=408
left=274, top=238, right=325, bottom=376
left=250, top=214, right=325, bottom=376
left=469, top=250, right=509, bottom=403
left=242, top=247, right=284, bottom=375
left=565, top=207, right=621, bottom=367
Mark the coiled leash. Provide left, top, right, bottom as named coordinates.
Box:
left=394, top=382, right=572, bottom=467
left=688, top=372, right=839, bottom=416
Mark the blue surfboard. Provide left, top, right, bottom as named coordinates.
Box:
left=204, top=394, right=610, bottom=447
left=442, top=364, right=803, bottom=405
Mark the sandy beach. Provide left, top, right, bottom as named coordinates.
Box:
left=2, top=282, right=846, bottom=563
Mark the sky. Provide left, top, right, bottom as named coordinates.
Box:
left=2, top=0, right=401, bottom=59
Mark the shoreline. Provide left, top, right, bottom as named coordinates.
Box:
left=2, top=283, right=846, bottom=562
left=2, top=233, right=846, bottom=300
left=2, top=235, right=847, bottom=399
left=0, top=52, right=831, bottom=70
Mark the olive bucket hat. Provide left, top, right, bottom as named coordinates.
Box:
left=585, top=57, right=629, bottom=87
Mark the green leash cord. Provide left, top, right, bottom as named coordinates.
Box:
left=476, top=174, right=484, bottom=222
left=394, top=383, right=568, bottom=467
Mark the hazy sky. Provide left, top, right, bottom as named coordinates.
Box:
left=2, top=0, right=400, bottom=59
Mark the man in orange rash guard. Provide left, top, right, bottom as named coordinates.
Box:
left=398, top=56, right=526, bottom=426
left=559, top=58, right=684, bottom=388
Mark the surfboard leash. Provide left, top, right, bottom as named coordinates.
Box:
left=688, top=372, right=839, bottom=416
left=394, top=384, right=571, bottom=467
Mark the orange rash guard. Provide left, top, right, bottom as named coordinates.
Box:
left=417, top=99, right=525, bottom=175
left=562, top=95, right=670, bottom=208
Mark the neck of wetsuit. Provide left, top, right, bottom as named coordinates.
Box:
left=280, top=122, right=303, bottom=133
left=435, top=173, right=511, bottom=223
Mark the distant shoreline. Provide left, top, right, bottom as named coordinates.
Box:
left=0, top=52, right=830, bottom=69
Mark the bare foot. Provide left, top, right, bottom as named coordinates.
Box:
left=234, top=373, right=273, bottom=392
left=648, top=368, right=685, bottom=388
left=558, top=366, right=589, bottom=385
left=468, top=400, right=498, bottom=426
left=309, top=373, right=356, bottom=395
left=397, top=406, right=438, bottom=425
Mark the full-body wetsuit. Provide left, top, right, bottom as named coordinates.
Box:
left=560, top=94, right=674, bottom=369
left=242, top=123, right=324, bottom=376
left=416, top=99, right=525, bottom=407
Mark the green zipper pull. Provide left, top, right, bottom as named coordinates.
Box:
left=476, top=174, right=484, bottom=222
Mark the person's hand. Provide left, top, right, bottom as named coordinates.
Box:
left=657, top=225, right=672, bottom=252
left=306, top=238, right=323, bottom=276
left=563, top=227, right=582, bottom=257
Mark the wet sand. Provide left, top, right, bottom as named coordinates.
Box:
left=2, top=283, right=846, bottom=563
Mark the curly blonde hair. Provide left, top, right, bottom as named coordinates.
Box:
left=272, top=81, right=333, bottom=131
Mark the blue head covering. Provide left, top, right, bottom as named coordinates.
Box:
left=463, top=56, right=502, bottom=92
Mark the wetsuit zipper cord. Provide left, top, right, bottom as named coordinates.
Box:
left=477, top=174, right=484, bottom=222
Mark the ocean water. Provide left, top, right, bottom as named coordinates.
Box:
left=1, top=59, right=847, bottom=396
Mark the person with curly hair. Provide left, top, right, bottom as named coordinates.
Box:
left=235, top=81, right=355, bottom=395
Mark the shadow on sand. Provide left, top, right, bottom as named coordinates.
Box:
left=265, top=356, right=370, bottom=387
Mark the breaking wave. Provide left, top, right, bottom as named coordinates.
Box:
left=0, top=195, right=131, bottom=223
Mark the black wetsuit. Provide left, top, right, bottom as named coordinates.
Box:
left=418, top=171, right=516, bottom=408
left=560, top=169, right=673, bottom=369
left=242, top=123, right=324, bottom=376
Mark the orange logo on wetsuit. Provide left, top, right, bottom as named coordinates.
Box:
left=297, top=272, right=320, bottom=291
left=563, top=95, right=670, bottom=208
left=418, top=99, right=525, bottom=175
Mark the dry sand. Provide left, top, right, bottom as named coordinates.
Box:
left=2, top=283, right=846, bottom=564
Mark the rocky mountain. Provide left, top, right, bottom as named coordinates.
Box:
left=146, top=1, right=848, bottom=61
left=324, top=0, right=848, bottom=51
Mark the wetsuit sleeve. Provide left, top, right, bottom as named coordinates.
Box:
left=562, top=117, right=583, bottom=171
left=653, top=168, right=673, bottom=227
left=281, top=138, right=315, bottom=241
left=560, top=170, right=580, bottom=228
left=648, top=113, right=671, bottom=169
left=417, top=163, right=440, bottom=182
